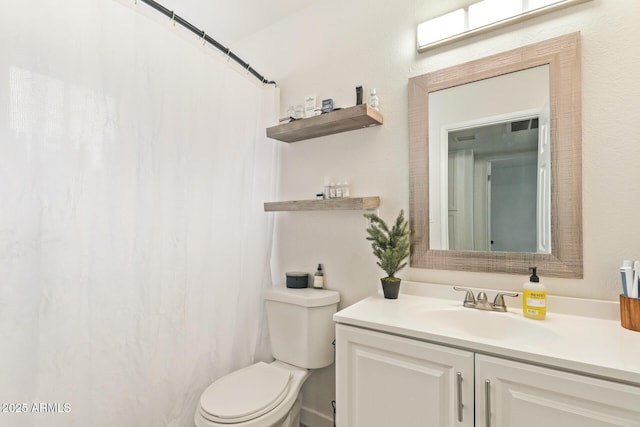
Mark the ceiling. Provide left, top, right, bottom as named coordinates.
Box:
left=135, top=0, right=468, bottom=81
left=157, top=0, right=317, bottom=47
left=144, top=0, right=323, bottom=81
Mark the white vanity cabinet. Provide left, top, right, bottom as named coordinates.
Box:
left=335, top=324, right=474, bottom=427
left=476, top=354, right=640, bottom=427
left=334, top=291, right=640, bottom=427
left=336, top=324, right=640, bottom=427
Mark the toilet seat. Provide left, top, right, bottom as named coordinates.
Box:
left=199, top=362, right=292, bottom=424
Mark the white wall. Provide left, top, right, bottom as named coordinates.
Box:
left=237, top=0, right=640, bottom=422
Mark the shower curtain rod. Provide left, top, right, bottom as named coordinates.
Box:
left=137, top=0, right=276, bottom=85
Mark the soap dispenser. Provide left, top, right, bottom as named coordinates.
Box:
left=313, top=264, right=324, bottom=289
left=523, top=267, right=546, bottom=320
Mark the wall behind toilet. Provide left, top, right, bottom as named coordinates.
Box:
left=0, top=1, right=278, bottom=425
left=233, top=0, right=640, bottom=423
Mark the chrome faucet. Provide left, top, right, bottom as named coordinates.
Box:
left=453, top=287, right=518, bottom=312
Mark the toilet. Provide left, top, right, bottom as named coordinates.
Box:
left=195, top=287, right=340, bottom=427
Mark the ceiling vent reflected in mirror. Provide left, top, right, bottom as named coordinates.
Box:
left=510, top=118, right=539, bottom=132
left=454, top=134, right=477, bottom=143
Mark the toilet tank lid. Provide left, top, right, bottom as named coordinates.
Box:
left=264, top=287, right=340, bottom=307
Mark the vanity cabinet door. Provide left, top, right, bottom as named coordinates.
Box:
left=475, top=354, right=640, bottom=427
left=336, top=324, right=474, bottom=427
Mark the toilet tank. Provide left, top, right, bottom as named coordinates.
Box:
left=264, top=287, right=340, bottom=369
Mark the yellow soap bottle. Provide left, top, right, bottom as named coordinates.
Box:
left=523, top=267, right=546, bottom=320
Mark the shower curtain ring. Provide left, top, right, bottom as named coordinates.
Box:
left=201, top=32, right=206, bottom=45
left=246, top=64, right=251, bottom=74
left=171, top=11, right=175, bottom=26
left=225, top=48, right=231, bottom=61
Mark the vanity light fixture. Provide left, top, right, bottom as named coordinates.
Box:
left=417, top=0, right=591, bottom=53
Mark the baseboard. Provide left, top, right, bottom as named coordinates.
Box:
left=300, top=406, right=333, bottom=427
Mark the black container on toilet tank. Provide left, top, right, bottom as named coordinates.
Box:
left=286, top=272, right=309, bottom=288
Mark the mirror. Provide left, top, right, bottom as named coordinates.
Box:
left=408, top=32, right=582, bottom=278
left=429, top=65, right=551, bottom=253
left=430, top=65, right=550, bottom=253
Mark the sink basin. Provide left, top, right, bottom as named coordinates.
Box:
left=420, top=306, right=558, bottom=341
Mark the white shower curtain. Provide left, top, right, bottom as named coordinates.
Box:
left=0, top=1, right=278, bottom=426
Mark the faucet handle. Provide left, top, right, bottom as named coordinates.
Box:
left=476, top=291, right=488, bottom=303
left=453, top=286, right=476, bottom=307
left=492, top=292, right=519, bottom=312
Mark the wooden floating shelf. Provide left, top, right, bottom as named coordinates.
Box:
left=266, top=104, right=383, bottom=143
left=264, top=196, right=380, bottom=212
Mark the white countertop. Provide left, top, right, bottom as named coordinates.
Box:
left=333, top=282, right=640, bottom=386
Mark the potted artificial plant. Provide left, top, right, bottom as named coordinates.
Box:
left=364, top=209, right=410, bottom=299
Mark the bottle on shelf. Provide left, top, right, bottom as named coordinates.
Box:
left=329, top=182, right=337, bottom=199
left=342, top=181, right=350, bottom=197
left=368, top=88, right=379, bottom=111
left=323, top=177, right=332, bottom=199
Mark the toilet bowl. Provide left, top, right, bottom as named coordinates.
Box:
left=194, top=288, right=340, bottom=427
left=195, top=361, right=310, bottom=427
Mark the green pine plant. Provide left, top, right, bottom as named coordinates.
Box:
left=364, top=209, right=410, bottom=281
